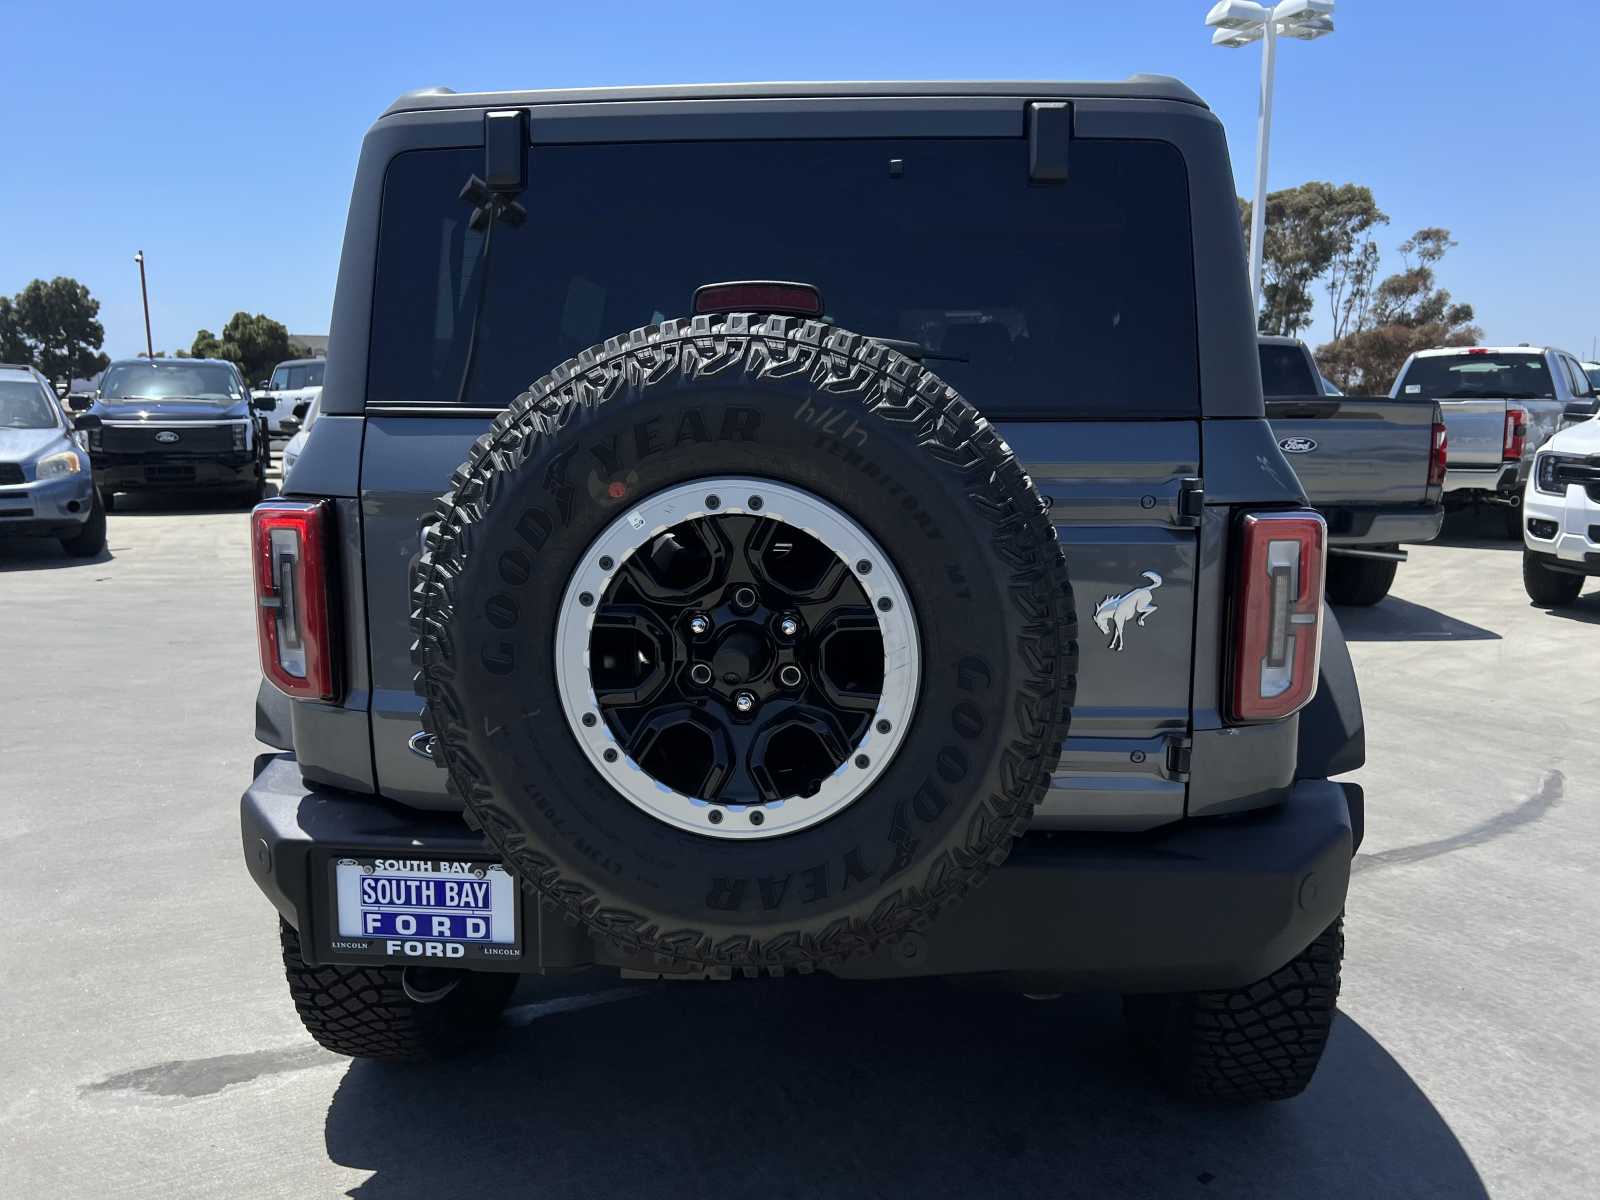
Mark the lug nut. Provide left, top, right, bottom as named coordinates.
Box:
left=778, top=665, right=803, bottom=689
left=778, top=616, right=800, bottom=638
left=689, top=663, right=713, bottom=686
left=734, top=691, right=757, bottom=715
left=688, top=613, right=710, bottom=637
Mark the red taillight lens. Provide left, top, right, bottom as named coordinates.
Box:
left=1503, top=407, right=1527, bottom=461
left=251, top=500, right=336, bottom=700
left=1428, top=420, right=1448, bottom=487
left=692, top=280, right=825, bottom=317
left=1230, top=512, right=1326, bottom=723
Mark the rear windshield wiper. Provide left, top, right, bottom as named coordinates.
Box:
left=866, top=336, right=968, bottom=364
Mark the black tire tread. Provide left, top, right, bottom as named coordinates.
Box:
left=1522, top=550, right=1583, bottom=607
left=409, top=314, right=1076, bottom=975
left=1324, top=554, right=1396, bottom=607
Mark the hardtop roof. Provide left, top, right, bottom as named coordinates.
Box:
left=382, top=76, right=1206, bottom=117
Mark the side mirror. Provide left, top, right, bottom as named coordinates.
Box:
left=292, top=400, right=309, bottom=420
left=1563, top=398, right=1599, bottom=421
left=73, top=413, right=102, bottom=431
left=256, top=379, right=271, bottom=391
left=251, top=395, right=277, bottom=412
left=67, top=394, right=93, bottom=412
left=278, top=417, right=301, bottom=435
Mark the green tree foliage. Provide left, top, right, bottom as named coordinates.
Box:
left=0, top=277, right=111, bottom=384
left=1239, top=183, right=1388, bottom=336
left=1317, top=229, right=1481, bottom=394
left=190, top=312, right=305, bottom=383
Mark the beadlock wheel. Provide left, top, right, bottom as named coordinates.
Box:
left=555, top=478, right=919, bottom=840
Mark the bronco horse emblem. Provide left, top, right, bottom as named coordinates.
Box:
left=1093, top=570, right=1163, bottom=652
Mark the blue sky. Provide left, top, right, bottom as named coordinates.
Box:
left=4, top=0, right=1597, bottom=366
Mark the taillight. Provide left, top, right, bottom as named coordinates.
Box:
left=1428, top=420, right=1448, bottom=487
left=1503, top=407, right=1526, bottom=461
left=251, top=500, right=336, bottom=700
left=1230, top=512, right=1326, bottom=723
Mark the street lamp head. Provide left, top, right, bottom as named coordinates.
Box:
left=1274, top=0, right=1334, bottom=19
left=1279, top=14, right=1334, bottom=39
left=1205, top=0, right=1269, bottom=30
left=1212, top=23, right=1265, bottom=46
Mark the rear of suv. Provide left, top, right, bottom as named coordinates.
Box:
left=241, top=79, right=1363, bottom=1101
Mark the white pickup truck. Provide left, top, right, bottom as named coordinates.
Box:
left=1392, top=345, right=1599, bottom=536
left=1522, top=393, right=1600, bottom=605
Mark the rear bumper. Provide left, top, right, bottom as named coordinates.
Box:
left=1443, top=463, right=1522, bottom=497
left=0, top=473, right=96, bottom=537
left=1323, top=503, right=1443, bottom=548
left=243, top=754, right=1354, bottom=990
left=95, top=453, right=258, bottom=492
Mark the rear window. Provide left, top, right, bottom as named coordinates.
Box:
left=1258, top=343, right=1319, bottom=397
left=367, top=138, right=1199, bottom=419
left=1396, top=352, right=1554, bottom=401
left=271, top=362, right=325, bottom=390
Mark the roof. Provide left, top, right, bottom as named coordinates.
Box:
left=1414, top=346, right=1552, bottom=357
left=272, top=357, right=325, bottom=369
left=105, top=356, right=239, bottom=369
left=0, top=363, right=40, bottom=379
left=383, top=77, right=1206, bottom=117
left=1257, top=335, right=1306, bottom=347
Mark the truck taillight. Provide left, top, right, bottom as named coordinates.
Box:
left=1503, top=407, right=1527, bottom=461
left=1428, top=420, right=1448, bottom=487
left=1229, top=512, right=1325, bottom=723
left=252, top=500, right=336, bottom=700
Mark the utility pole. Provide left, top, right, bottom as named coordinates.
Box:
left=134, top=251, right=154, bottom=358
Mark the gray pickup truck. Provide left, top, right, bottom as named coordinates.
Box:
left=1260, top=336, right=1444, bottom=605
left=242, top=78, right=1365, bottom=1102
left=1392, top=344, right=1599, bottom=537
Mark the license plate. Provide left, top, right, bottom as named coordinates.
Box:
left=329, top=856, right=521, bottom=965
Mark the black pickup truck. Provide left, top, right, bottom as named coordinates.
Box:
left=243, top=78, right=1366, bottom=1102
left=1260, top=336, right=1445, bottom=604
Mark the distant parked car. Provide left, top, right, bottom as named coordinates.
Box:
left=1391, top=345, right=1598, bottom=536
left=1522, top=389, right=1600, bottom=605
left=74, top=358, right=274, bottom=508
left=0, top=362, right=105, bottom=556
left=1582, top=362, right=1600, bottom=391
left=279, top=392, right=320, bottom=479
left=256, top=358, right=325, bottom=437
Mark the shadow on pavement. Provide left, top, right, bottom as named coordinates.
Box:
left=0, top=538, right=113, bottom=572
left=324, top=979, right=1486, bottom=1200
left=1432, top=507, right=1521, bottom=551
left=1538, top=591, right=1600, bottom=625
left=106, top=485, right=276, bottom=516
left=1335, top=596, right=1499, bottom=642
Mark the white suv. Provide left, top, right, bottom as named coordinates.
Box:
left=1522, top=398, right=1600, bottom=606
left=256, top=358, right=325, bottom=436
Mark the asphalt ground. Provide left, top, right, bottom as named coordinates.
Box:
left=2, top=501, right=1596, bottom=1199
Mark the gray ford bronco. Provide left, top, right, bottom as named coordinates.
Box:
left=242, top=78, right=1365, bottom=1102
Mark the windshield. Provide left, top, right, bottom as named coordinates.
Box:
left=270, top=362, right=325, bottom=390
left=0, top=381, right=60, bottom=429
left=368, top=138, right=1200, bottom=419
left=1397, top=353, right=1553, bottom=401
left=100, top=362, right=243, bottom=401
left=1587, top=365, right=1600, bottom=390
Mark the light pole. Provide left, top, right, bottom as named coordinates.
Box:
left=133, top=250, right=154, bottom=359
left=1205, top=0, right=1336, bottom=322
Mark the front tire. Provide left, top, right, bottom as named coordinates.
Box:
left=1124, top=918, right=1343, bottom=1102
left=279, top=920, right=515, bottom=1062
left=1324, top=554, right=1397, bottom=606
left=58, top=493, right=107, bottom=558
left=1522, top=550, right=1583, bottom=607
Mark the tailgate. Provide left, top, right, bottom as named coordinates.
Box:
left=1266, top=396, right=1436, bottom=507
left=1438, top=399, right=1509, bottom=467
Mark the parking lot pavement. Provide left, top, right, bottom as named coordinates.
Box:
left=2, top=505, right=1596, bottom=1199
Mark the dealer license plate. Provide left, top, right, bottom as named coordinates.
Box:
left=330, top=856, right=520, bottom=964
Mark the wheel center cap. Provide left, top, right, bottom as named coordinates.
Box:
left=710, top=626, right=770, bottom=684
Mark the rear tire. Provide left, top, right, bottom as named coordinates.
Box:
left=101, top=489, right=116, bottom=513
left=1325, top=554, right=1397, bottom=606
left=1522, top=550, right=1583, bottom=608
left=1502, top=502, right=1524, bottom=540
left=279, top=920, right=516, bottom=1062
left=58, top=493, right=107, bottom=558
left=1123, top=918, right=1343, bottom=1102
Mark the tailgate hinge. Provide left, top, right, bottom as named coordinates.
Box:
left=1175, top=477, right=1204, bottom=527
left=1164, top=736, right=1192, bottom=782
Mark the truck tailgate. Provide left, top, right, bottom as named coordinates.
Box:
left=1437, top=399, right=1509, bottom=467
left=1266, top=396, right=1437, bottom=507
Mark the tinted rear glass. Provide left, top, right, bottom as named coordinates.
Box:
left=368, top=138, right=1199, bottom=418
left=1258, top=343, right=1318, bottom=396
left=1396, top=353, right=1554, bottom=401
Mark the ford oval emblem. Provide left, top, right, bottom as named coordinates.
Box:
left=155, top=430, right=180, bottom=444
left=408, top=731, right=436, bottom=760
left=1278, top=435, right=1317, bottom=454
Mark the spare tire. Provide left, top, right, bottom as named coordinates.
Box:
left=412, top=314, right=1075, bottom=974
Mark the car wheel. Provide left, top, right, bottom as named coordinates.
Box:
left=1124, top=917, right=1343, bottom=1102
left=1502, top=502, right=1525, bottom=540
left=1324, top=554, right=1397, bottom=606
left=411, top=314, right=1076, bottom=976
left=1522, top=550, right=1583, bottom=607
left=101, top=489, right=116, bottom=513
left=58, top=492, right=107, bottom=558
left=279, top=920, right=514, bottom=1062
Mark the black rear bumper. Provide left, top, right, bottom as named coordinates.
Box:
left=241, top=753, right=1354, bottom=991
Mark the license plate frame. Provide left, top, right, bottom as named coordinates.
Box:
left=318, top=852, right=525, bottom=969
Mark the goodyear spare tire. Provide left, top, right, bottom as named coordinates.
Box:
left=412, top=315, right=1076, bottom=974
